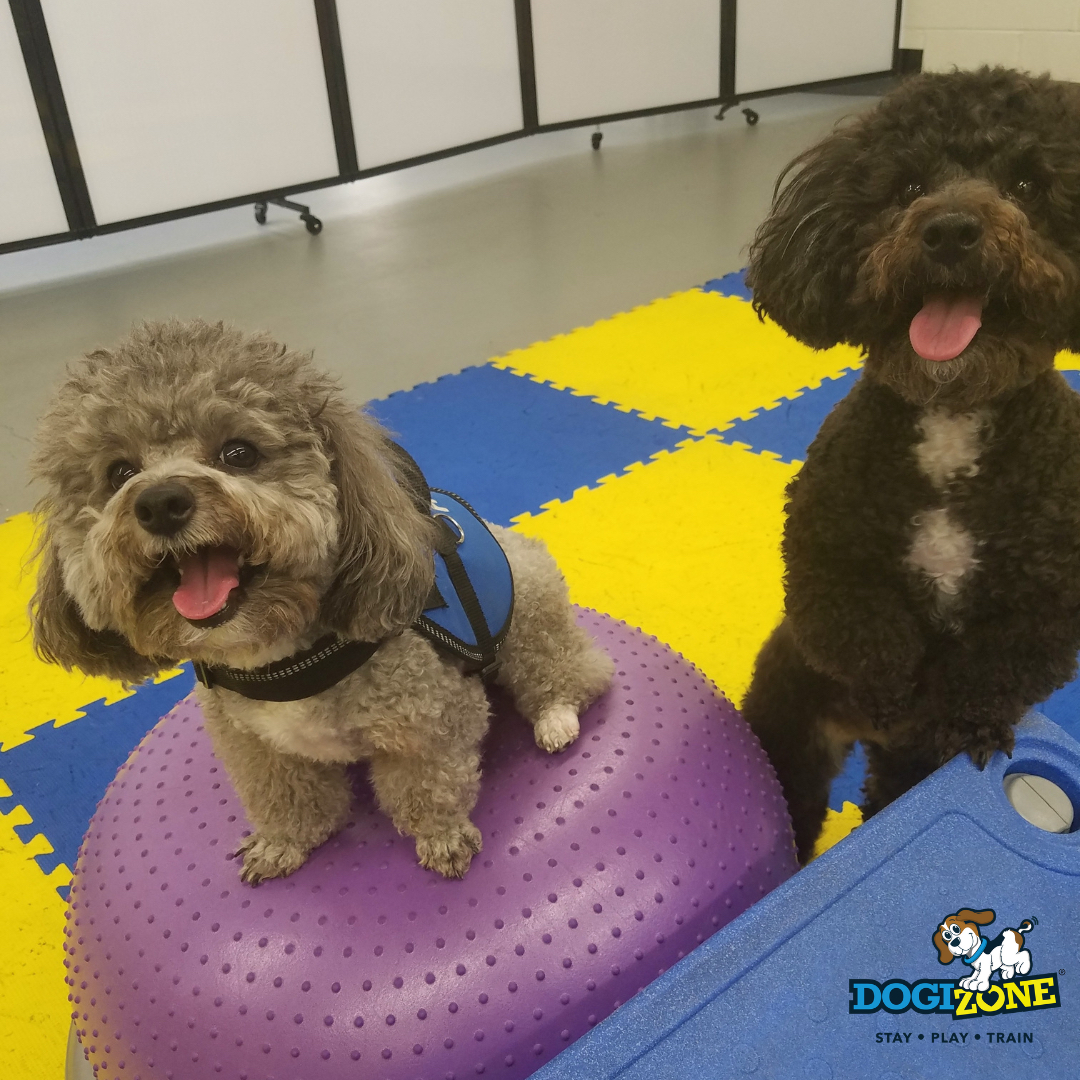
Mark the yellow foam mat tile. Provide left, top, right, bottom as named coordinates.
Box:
left=0, top=779, right=71, bottom=1080
left=0, top=512, right=138, bottom=751
left=494, top=290, right=862, bottom=435
left=811, top=801, right=864, bottom=860
left=513, top=435, right=797, bottom=703
left=1055, top=349, right=1080, bottom=370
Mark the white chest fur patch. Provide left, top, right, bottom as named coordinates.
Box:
left=913, top=408, right=986, bottom=489
left=234, top=697, right=360, bottom=762
left=906, top=507, right=978, bottom=598
left=906, top=409, right=987, bottom=607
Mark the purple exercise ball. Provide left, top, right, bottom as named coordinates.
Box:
left=66, top=610, right=796, bottom=1079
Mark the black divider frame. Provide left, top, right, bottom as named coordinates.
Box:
left=313, top=0, right=358, bottom=178
left=514, top=0, right=539, bottom=129
left=8, top=0, right=94, bottom=238
left=1, top=0, right=903, bottom=257
left=720, top=0, right=737, bottom=100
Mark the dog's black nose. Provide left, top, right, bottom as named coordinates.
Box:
left=922, top=212, right=983, bottom=265
left=134, top=482, right=195, bottom=536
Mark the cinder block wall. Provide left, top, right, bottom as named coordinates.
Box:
left=901, top=0, right=1080, bottom=80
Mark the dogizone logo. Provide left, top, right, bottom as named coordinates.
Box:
left=849, top=907, right=1062, bottom=1020
left=849, top=975, right=1060, bottom=1019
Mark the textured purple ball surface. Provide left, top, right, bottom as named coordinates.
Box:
left=66, top=610, right=796, bottom=1079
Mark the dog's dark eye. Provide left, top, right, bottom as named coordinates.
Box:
left=1011, top=177, right=1038, bottom=201
left=219, top=440, right=259, bottom=469
left=950, top=924, right=960, bottom=934
left=899, top=181, right=926, bottom=206
left=107, top=460, right=139, bottom=491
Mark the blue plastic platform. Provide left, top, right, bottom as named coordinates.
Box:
left=535, top=714, right=1080, bottom=1079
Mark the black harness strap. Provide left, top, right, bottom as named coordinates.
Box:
left=432, top=514, right=496, bottom=662
left=386, top=440, right=431, bottom=515
left=193, top=634, right=380, bottom=702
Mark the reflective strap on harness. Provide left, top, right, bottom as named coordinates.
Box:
left=193, top=635, right=381, bottom=702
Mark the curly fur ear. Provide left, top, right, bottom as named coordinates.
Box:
left=746, top=125, right=865, bottom=349
left=31, top=533, right=163, bottom=685
left=933, top=927, right=954, bottom=965
left=315, top=400, right=436, bottom=642
left=956, top=907, right=995, bottom=926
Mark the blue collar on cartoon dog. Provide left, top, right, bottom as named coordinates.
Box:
left=965, top=937, right=988, bottom=964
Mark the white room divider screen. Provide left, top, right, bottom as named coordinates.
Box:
left=39, top=0, right=340, bottom=226
left=531, top=0, right=722, bottom=126
left=1, top=0, right=900, bottom=256
left=339, top=0, right=524, bottom=171
left=735, top=0, right=897, bottom=96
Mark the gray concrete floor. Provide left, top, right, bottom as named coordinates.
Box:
left=1, top=89, right=878, bottom=520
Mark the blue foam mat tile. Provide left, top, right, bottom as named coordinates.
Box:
left=720, top=368, right=861, bottom=463
left=0, top=667, right=194, bottom=883
left=701, top=268, right=752, bottom=301
left=536, top=713, right=1080, bottom=1080
left=830, top=742, right=868, bottom=811
left=1060, top=370, right=1080, bottom=393
left=369, top=364, right=692, bottom=525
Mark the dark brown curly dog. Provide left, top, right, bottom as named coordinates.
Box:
left=741, top=67, right=1080, bottom=862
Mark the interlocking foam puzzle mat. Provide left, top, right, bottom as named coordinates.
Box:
left=4, top=268, right=1080, bottom=1077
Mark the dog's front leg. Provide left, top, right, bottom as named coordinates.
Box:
left=742, top=618, right=851, bottom=863
left=786, top=580, right=924, bottom=728
left=861, top=738, right=941, bottom=819
left=204, top=713, right=353, bottom=884
left=369, top=748, right=483, bottom=878
left=784, top=496, right=926, bottom=728
left=919, top=613, right=1079, bottom=767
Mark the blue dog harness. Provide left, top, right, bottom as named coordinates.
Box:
left=194, top=448, right=514, bottom=701
left=415, top=489, right=513, bottom=675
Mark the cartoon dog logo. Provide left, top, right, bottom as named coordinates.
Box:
left=934, top=908, right=1036, bottom=993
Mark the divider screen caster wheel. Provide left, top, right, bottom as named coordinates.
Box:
left=591, top=131, right=603, bottom=150
left=743, top=108, right=760, bottom=125
left=258, top=196, right=324, bottom=234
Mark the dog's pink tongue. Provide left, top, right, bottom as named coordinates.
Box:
left=173, top=546, right=240, bottom=620
left=909, top=293, right=983, bottom=361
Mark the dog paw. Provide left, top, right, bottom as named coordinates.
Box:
left=415, top=821, right=483, bottom=878
left=234, top=833, right=310, bottom=885
left=534, top=705, right=580, bottom=753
